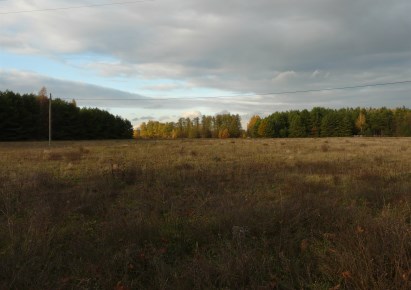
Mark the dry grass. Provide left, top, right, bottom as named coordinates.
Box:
left=0, top=138, right=410, bottom=289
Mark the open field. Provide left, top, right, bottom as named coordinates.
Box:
left=1, top=138, right=411, bottom=289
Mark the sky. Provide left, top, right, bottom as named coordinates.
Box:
left=1, top=0, right=411, bottom=128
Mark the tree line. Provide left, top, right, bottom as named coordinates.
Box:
left=247, top=107, right=411, bottom=138
left=135, top=114, right=242, bottom=139
left=136, top=107, right=411, bottom=139
left=0, top=89, right=133, bottom=141
left=2, top=88, right=410, bottom=141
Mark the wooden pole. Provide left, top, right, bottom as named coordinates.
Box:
left=49, top=93, right=52, bottom=146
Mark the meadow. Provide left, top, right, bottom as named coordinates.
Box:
left=0, top=138, right=410, bottom=289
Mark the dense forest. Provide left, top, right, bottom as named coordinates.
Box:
left=136, top=107, right=411, bottom=139
left=247, top=107, right=411, bottom=138
left=0, top=89, right=133, bottom=141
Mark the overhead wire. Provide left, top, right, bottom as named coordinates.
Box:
left=0, top=0, right=154, bottom=15
left=58, top=80, right=411, bottom=101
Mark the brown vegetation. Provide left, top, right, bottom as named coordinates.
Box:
left=0, top=138, right=410, bottom=289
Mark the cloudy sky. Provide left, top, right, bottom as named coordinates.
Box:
left=1, top=0, right=411, bottom=127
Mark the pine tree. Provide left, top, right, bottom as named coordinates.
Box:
left=321, top=113, right=338, bottom=137
left=338, top=114, right=353, bottom=136
left=288, top=115, right=306, bottom=137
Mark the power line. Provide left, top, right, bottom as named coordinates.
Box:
left=0, top=0, right=154, bottom=15
left=58, top=79, right=411, bottom=101
left=247, top=80, right=411, bottom=97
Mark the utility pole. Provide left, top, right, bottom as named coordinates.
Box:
left=49, top=93, right=52, bottom=146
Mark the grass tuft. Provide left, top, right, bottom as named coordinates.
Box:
left=0, top=138, right=410, bottom=289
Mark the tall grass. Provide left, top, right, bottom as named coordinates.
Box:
left=0, top=138, right=410, bottom=289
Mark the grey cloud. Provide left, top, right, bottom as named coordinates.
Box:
left=159, top=116, right=171, bottom=121
left=1, top=69, right=409, bottom=118
left=216, top=110, right=230, bottom=115
left=142, top=83, right=194, bottom=91
left=139, top=116, right=155, bottom=120
left=1, top=0, right=411, bottom=113
left=0, top=70, right=148, bottom=108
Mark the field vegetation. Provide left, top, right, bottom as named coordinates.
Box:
left=0, top=138, right=410, bottom=289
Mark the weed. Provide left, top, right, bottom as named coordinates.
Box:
left=0, top=138, right=410, bottom=289
left=321, top=143, right=330, bottom=152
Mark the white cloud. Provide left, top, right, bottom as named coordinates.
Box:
left=85, top=62, right=139, bottom=78
left=142, top=83, right=194, bottom=91
left=272, top=71, right=297, bottom=83
left=159, top=115, right=171, bottom=121
left=181, top=111, right=202, bottom=119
